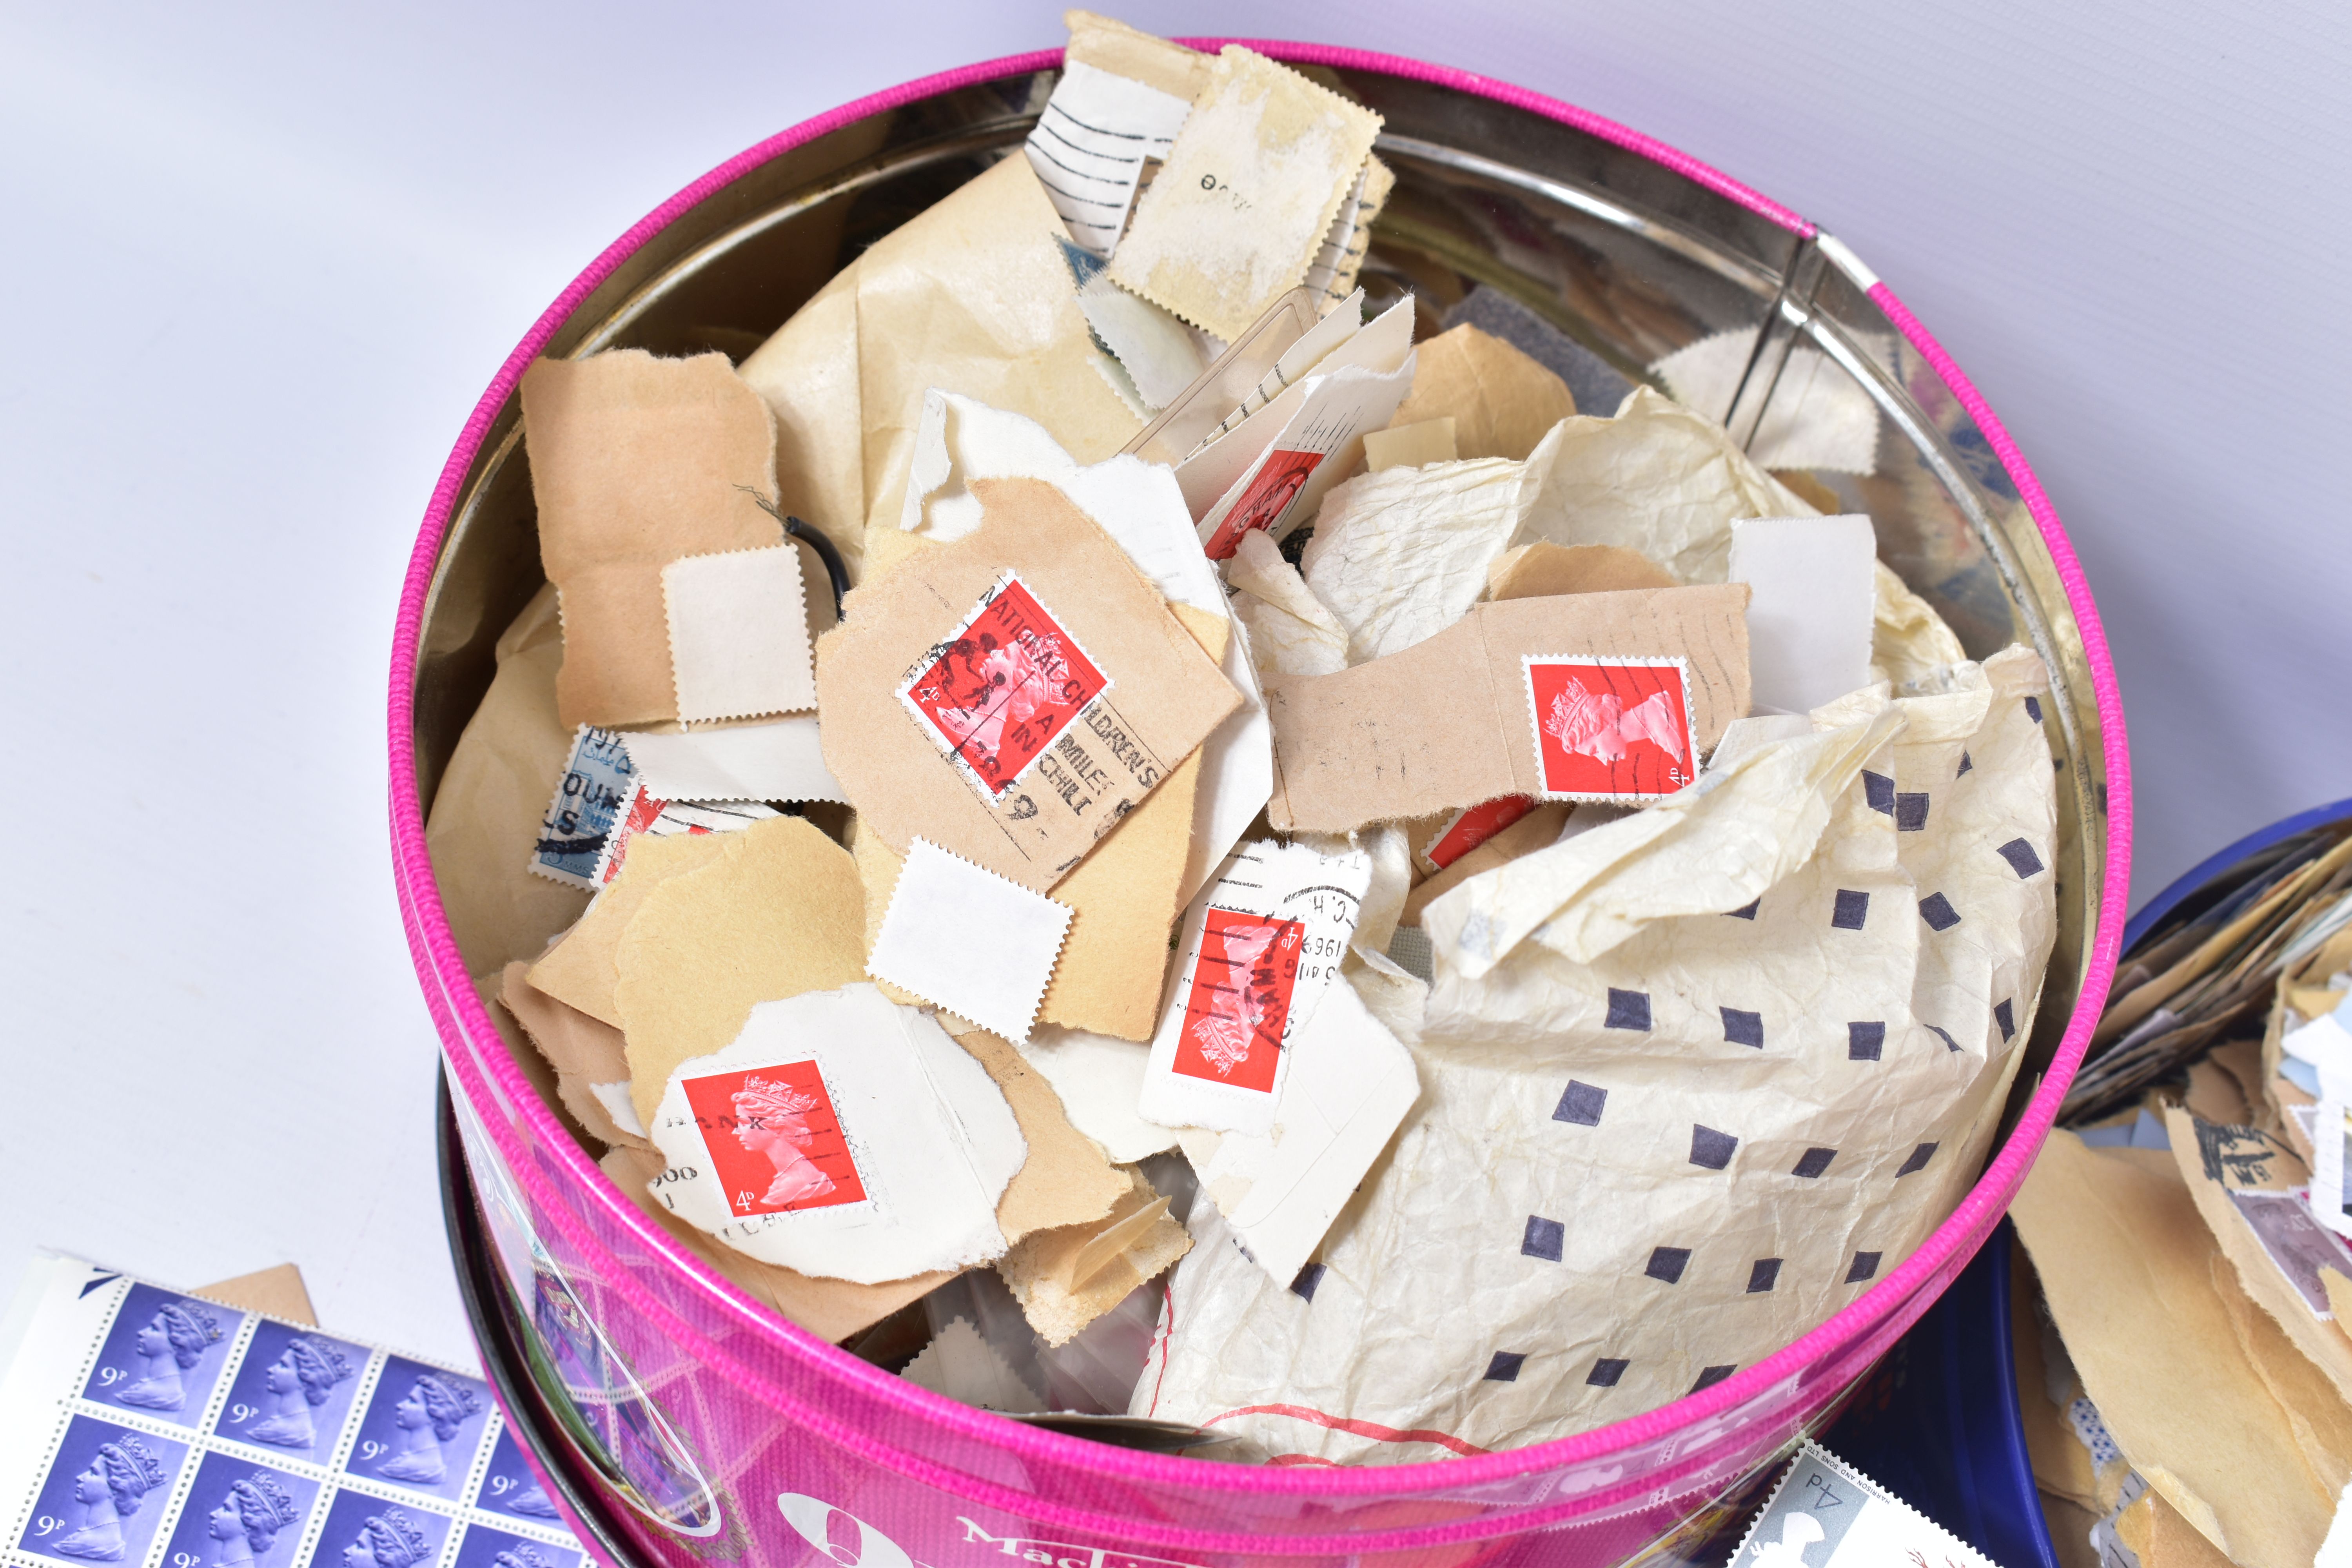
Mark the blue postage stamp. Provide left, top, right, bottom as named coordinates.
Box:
left=343, top=1357, right=490, bottom=1504
left=303, top=1490, right=453, bottom=1568
left=82, top=1285, right=245, bottom=1429
left=468, top=1430, right=563, bottom=1526
left=156, top=1452, right=322, bottom=1568
left=18, top=1415, right=191, bottom=1566
left=212, top=1320, right=368, bottom=1461
left=531, top=726, right=637, bottom=889
left=446, top=1523, right=581, bottom=1568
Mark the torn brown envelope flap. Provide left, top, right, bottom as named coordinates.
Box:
left=1390, top=323, right=1577, bottom=462
left=2163, top=1106, right=2352, bottom=1406
left=951, top=1027, right=1130, bottom=1242
left=1263, top=586, right=1749, bottom=834
left=526, top=828, right=735, bottom=1029
left=499, top=960, right=652, bottom=1152
left=601, top=1145, right=950, bottom=1345
left=2011, top=1130, right=2337, bottom=1568
left=613, top=815, right=867, bottom=1128
left=816, top=476, right=1241, bottom=893
left=1486, top=542, right=1677, bottom=601
left=424, top=586, right=591, bottom=976
left=2207, top=1249, right=2352, bottom=1495
left=193, top=1265, right=316, bottom=1327
left=998, top=1167, right=1193, bottom=1345
left=520, top=350, right=782, bottom=728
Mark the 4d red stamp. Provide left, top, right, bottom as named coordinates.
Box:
left=1419, top=795, right=1535, bottom=873
left=1171, top=909, right=1305, bottom=1094
left=679, top=1062, right=866, bottom=1219
left=1523, top=656, right=1696, bottom=803
left=899, top=571, right=1111, bottom=800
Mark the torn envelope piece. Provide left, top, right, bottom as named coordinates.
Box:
left=1025, top=59, right=1194, bottom=260
left=531, top=725, right=639, bottom=889
left=1140, top=837, right=1373, bottom=1135
left=1730, top=515, right=1878, bottom=715
left=1652, top=326, right=1887, bottom=475
left=499, top=960, right=651, bottom=1151
left=1262, top=586, right=1751, bottom=833
left=1302, top=456, right=1533, bottom=664
left=528, top=826, right=736, bottom=1030
left=947, top=1025, right=1129, bottom=1241
left=815, top=475, right=1240, bottom=893
left=662, top=542, right=817, bottom=723
left=1203, top=288, right=1365, bottom=448
left=1016, top=1026, right=1179, bottom=1162
left=1515, top=385, right=1817, bottom=585
left=1391, top=323, right=1579, bottom=463
left=1108, top=46, right=1381, bottom=340
left=1123, top=287, right=1322, bottom=468
left=617, top=716, right=846, bottom=804
left=521, top=349, right=783, bottom=727
left=592, top=786, right=779, bottom=887
left=1181, top=977, right=1419, bottom=1289
left=1197, top=362, right=1417, bottom=559
left=647, top=984, right=1026, bottom=1284
left=612, top=814, right=868, bottom=1127
left=999, top=1167, right=1193, bottom=1345
left=867, top=839, right=1074, bottom=1044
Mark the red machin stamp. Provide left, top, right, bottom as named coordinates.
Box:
left=899, top=571, right=1111, bottom=800
left=1203, top=448, right=1323, bottom=560
left=1170, top=909, right=1305, bottom=1094
left=1523, top=656, right=1697, bottom=802
left=681, top=1062, right=866, bottom=1219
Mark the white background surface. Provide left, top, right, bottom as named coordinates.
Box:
left=2, top=2, right=2345, bottom=1366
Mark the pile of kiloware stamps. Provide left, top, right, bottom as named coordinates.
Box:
left=425, top=12, right=2063, bottom=1464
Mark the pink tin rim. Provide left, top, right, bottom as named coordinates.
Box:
left=388, top=34, right=2132, bottom=1530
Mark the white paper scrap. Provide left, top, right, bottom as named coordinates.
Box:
left=1302, top=457, right=1530, bottom=664
left=1730, top=515, right=1878, bottom=715
left=900, top=1317, right=1046, bottom=1412
left=868, top=839, right=1074, bottom=1044
left=1706, top=713, right=1813, bottom=774
left=617, top=716, right=846, bottom=803
left=663, top=544, right=817, bottom=722
left=1140, top=838, right=1374, bottom=1135
left=900, top=390, right=1080, bottom=543
left=1024, top=60, right=1193, bottom=260
left=646, top=984, right=1025, bottom=1283
left=1016, top=1026, right=1179, bottom=1162
left=1181, top=978, right=1419, bottom=1287
left=1653, top=327, right=1890, bottom=475
left=1079, top=274, right=1211, bottom=410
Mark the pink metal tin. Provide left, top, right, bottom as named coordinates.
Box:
left=391, top=40, right=2130, bottom=1568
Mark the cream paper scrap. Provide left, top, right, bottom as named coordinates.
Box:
left=1651, top=325, right=1892, bottom=475
left=1024, top=58, right=1193, bottom=260
left=646, top=984, right=1025, bottom=1284
left=1180, top=977, right=1419, bottom=1289
left=1302, top=457, right=1535, bottom=666
left=1225, top=528, right=1348, bottom=682
left=662, top=542, right=817, bottom=723
left=1139, top=838, right=1374, bottom=1136
left=1016, top=1026, right=1179, bottom=1163
left=617, top=716, right=846, bottom=804
left=866, top=839, right=1074, bottom=1045
left=1133, top=649, right=2057, bottom=1461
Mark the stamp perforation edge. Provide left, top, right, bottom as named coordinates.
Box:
left=865, top=837, right=1074, bottom=1045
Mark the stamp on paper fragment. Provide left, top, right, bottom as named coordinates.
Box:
left=1419, top=796, right=1535, bottom=874
left=681, top=1062, right=867, bottom=1219
left=1171, top=909, right=1306, bottom=1094
left=898, top=571, right=1112, bottom=803
left=532, top=726, right=637, bottom=889
left=1523, top=656, right=1696, bottom=803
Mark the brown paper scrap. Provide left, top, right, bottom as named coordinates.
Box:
left=1108, top=48, right=1381, bottom=341
left=1389, top=323, right=1578, bottom=461
left=612, top=815, right=867, bottom=1127
left=499, top=961, right=653, bottom=1151
left=194, top=1265, right=316, bottom=1327
left=526, top=828, right=734, bottom=1030
left=520, top=350, right=782, bottom=728
left=952, top=1027, right=1129, bottom=1242
left=2208, top=1250, right=2352, bottom=1492
left=2112, top=1490, right=2238, bottom=1568
left=2012, top=1131, right=2338, bottom=1568
left=1400, top=804, right=1572, bottom=926
left=997, top=1167, right=1193, bottom=1345
left=1363, top=418, right=1457, bottom=473
left=423, top=586, right=592, bottom=976
left=600, top=1146, right=949, bottom=1345
left=815, top=476, right=1239, bottom=893
left=1263, top=587, right=1750, bottom=833
left=1486, top=542, right=1677, bottom=601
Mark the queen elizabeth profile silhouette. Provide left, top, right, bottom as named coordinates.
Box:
left=732, top=1075, right=836, bottom=1208
left=203, top=1474, right=300, bottom=1568
left=336, top=1510, right=429, bottom=1568
left=492, top=1548, right=552, bottom=1568
left=115, top=1301, right=222, bottom=1411
left=52, top=1438, right=166, bottom=1561
left=376, top=1374, right=481, bottom=1485
left=246, top=1338, right=354, bottom=1450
